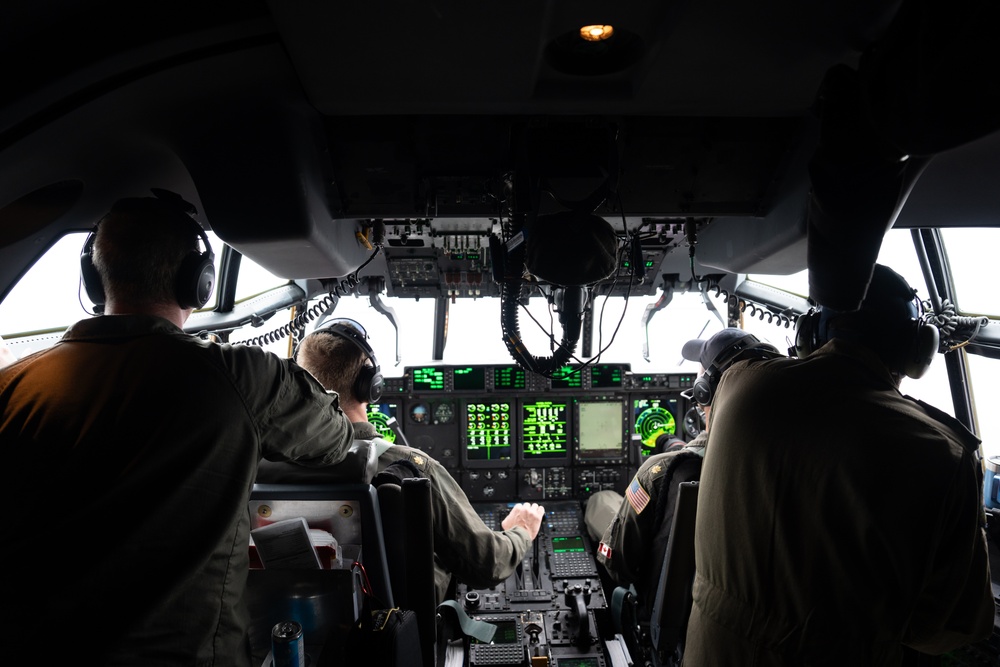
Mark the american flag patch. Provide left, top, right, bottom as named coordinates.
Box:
left=598, top=542, right=612, bottom=559
left=626, top=478, right=650, bottom=514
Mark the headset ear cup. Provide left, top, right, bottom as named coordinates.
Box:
left=354, top=365, right=384, bottom=404
left=691, top=373, right=713, bottom=406
left=794, top=310, right=821, bottom=358
left=80, top=234, right=105, bottom=306
left=369, top=370, right=384, bottom=403
left=175, top=251, right=216, bottom=309
left=904, top=322, right=940, bottom=379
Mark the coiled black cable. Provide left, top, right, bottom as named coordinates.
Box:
left=240, top=245, right=383, bottom=348
left=710, top=282, right=798, bottom=328
left=923, top=297, right=991, bottom=352
left=241, top=292, right=339, bottom=347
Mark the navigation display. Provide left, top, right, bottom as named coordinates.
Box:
left=576, top=399, right=625, bottom=459
left=521, top=399, right=569, bottom=462
left=367, top=401, right=399, bottom=443
left=464, top=401, right=513, bottom=463
left=633, top=396, right=680, bottom=454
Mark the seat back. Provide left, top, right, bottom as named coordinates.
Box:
left=649, top=480, right=700, bottom=666
left=376, top=477, right=436, bottom=667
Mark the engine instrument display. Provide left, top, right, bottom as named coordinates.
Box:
left=521, top=399, right=569, bottom=461
left=464, top=401, right=513, bottom=462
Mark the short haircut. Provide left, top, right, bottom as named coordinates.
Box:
left=296, top=329, right=368, bottom=405
left=91, top=198, right=201, bottom=307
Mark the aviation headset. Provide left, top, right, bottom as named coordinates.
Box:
left=299, top=319, right=385, bottom=404
left=690, top=333, right=781, bottom=406
left=80, top=194, right=216, bottom=310
left=792, top=265, right=939, bottom=379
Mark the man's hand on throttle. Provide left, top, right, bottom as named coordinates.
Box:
left=502, top=502, right=546, bottom=540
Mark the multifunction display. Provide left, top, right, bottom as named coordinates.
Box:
left=493, top=365, right=526, bottom=391
left=465, top=401, right=513, bottom=461
left=550, top=366, right=584, bottom=390
left=521, top=399, right=569, bottom=461
left=576, top=399, right=626, bottom=460
left=412, top=367, right=446, bottom=391
left=590, top=364, right=625, bottom=388
left=454, top=366, right=487, bottom=391
left=367, top=401, right=399, bottom=443
left=633, top=396, right=679, bottom=452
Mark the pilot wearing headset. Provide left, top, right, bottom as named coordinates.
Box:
left=684, top=263, right=995, bottom=664
left=0, top=193, right=355, bottom=666
left=588, top=327, right=781, bottom=624
left=261, top=319, right=546, bottom=603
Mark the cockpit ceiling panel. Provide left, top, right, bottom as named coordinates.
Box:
left=270, top=1, right=901, bottom=117
left=327, top=116, right=803, bottom=219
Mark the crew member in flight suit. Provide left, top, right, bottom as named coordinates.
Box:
left=257, top=319, right=547, bottom=603
left=590, top=328, right=781, bottom=622
left=0, top=196, right=356, bottom=667
left=684, top=264, right=996, bottom=664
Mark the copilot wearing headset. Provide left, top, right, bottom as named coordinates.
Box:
left=257, top=318, right=547, bottom=603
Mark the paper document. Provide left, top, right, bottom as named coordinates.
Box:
left=250, top=517, right=322, bottom=569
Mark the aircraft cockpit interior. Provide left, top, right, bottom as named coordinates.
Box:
left=2, top=1, right=1000, bottom=666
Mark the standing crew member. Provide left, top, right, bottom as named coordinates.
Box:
left=0, top=194, right=355, bottom=666
left=684, top=264, right=994, bottom=664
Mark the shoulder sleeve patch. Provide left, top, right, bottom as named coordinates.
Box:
left=625, top=477, right=651, bottom=515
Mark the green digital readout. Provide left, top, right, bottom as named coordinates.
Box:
left=555, top=658, right=600, bottom=667
left=521, top=399, right=568, bottom=459
left=412, top=367, right=445, bottom=391
left=550, top=366, right=582, bottom=389
left=465, top=402, right=512, bottom=460
left=366, top=402, right=398, bottom=443
left=552, top=535, right=585, bottom=553
left=493, top=365, right=526, bottom=390
left=491, top=620, right=519, bottom=643
left=590, top=364, right=624, bottom=388
left=633, top=397, right=679, bottom=452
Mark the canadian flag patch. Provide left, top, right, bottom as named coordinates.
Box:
left=598, top=542, right=612, bottom=559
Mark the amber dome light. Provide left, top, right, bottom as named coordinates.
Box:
left=579, top=25, right=614, bottom=42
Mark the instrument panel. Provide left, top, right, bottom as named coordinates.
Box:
left=363, top=365, right=698, bottom=665
left=367, top=364, right=696, bottom=502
